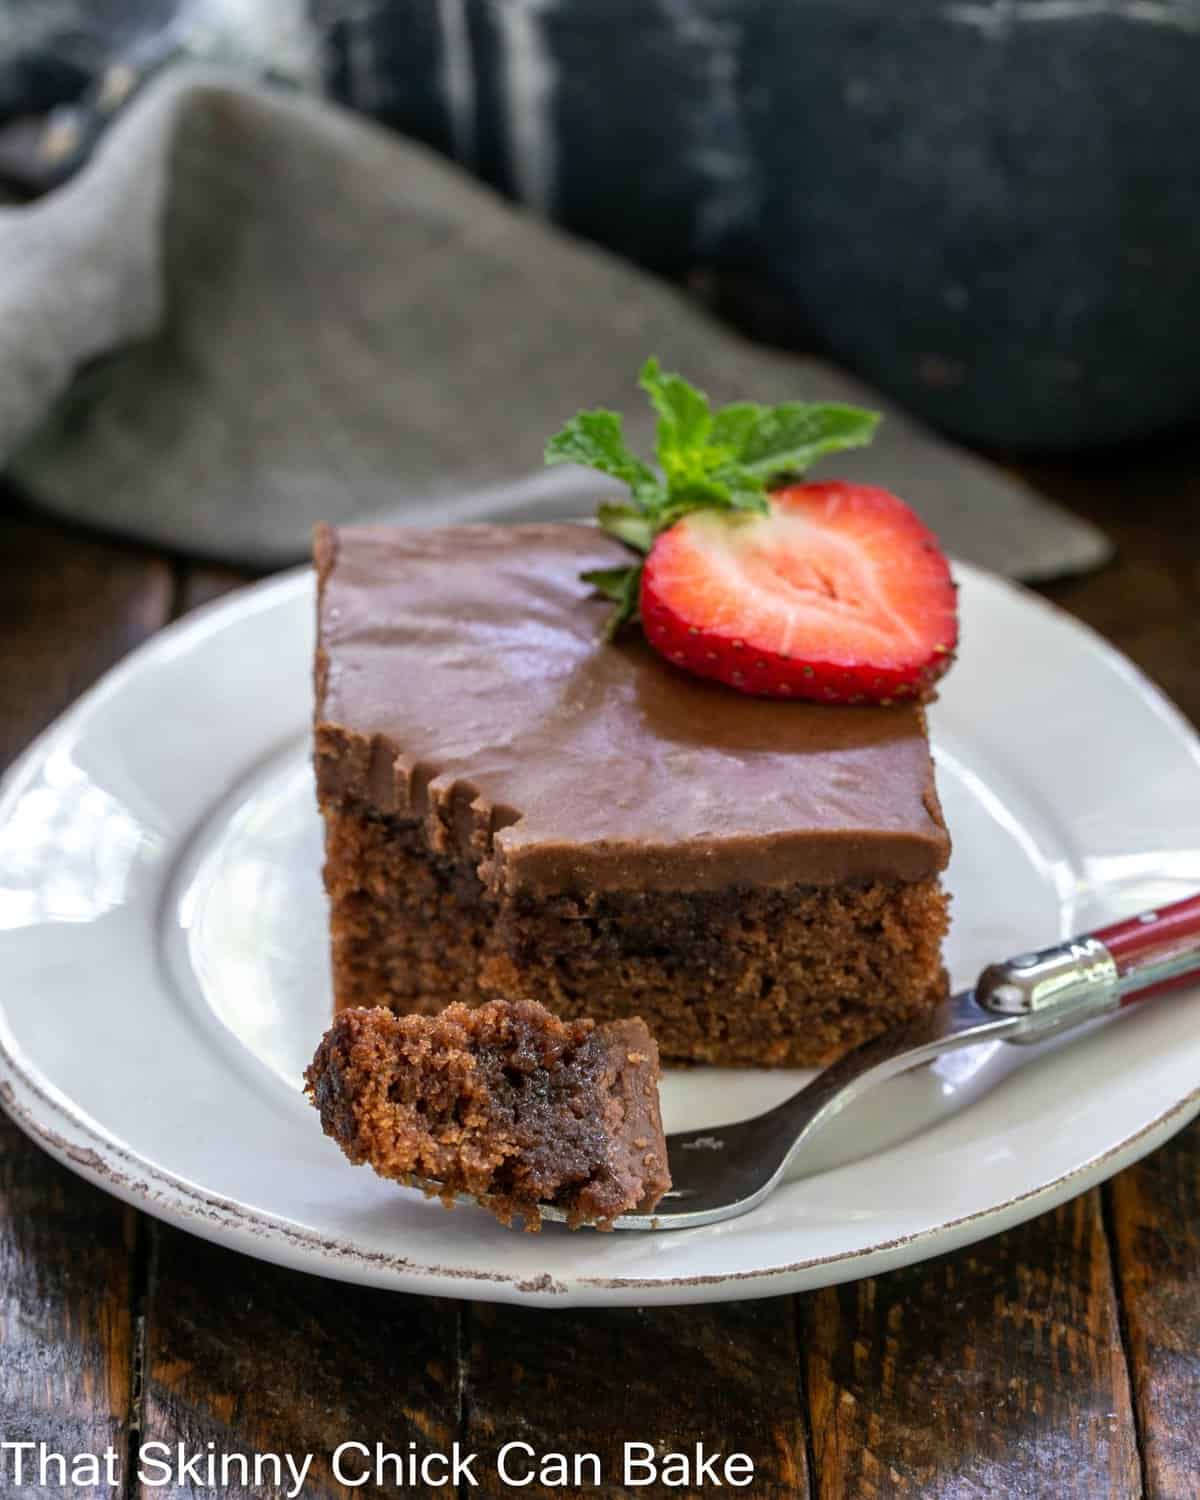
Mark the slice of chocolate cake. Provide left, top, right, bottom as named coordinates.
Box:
left=313, top=522, right=951, bottom=1067
left=305, top=998, right=670, bottom=1229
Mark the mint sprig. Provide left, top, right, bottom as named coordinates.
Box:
left=545, top=358, right=879, bottom=637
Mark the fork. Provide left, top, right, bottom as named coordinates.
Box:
left=533, top=890, right=1200, bottom=1230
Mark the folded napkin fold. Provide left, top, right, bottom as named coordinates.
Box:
left=0, top=67, right=1108, bottom=578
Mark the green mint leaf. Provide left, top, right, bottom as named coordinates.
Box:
left=734, top=403, right=880, bottom=481
left=658, top=489, right=764, bottom=531
left=639, top=357, right=713, bottom=491
left=581, top=566, right=635, bottom=604
left=546, top=362, right=879, bottom=639
left=581, top=563, right=642, bottom=640
left=596, top=502, right=656, bottom=554
left=662, top=470, right=734, bottom=507
left=656, top=466, right=767, bottom=521
left=708, top=402, right=764, bottom=454
left=544, top=410, right=659, bottom=500
left=726, top=484, right=773, bottom=514
left=707, top=459, right=773, bottom=514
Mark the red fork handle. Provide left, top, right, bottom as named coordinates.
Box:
left=1093, top=892, right=1200, bottom=1004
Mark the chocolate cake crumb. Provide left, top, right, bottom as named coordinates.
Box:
left=320, top=797, right=949, bottom=1067
left=305, top=999, right=670, bottom=1230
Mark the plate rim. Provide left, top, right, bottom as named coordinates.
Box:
left=2, top=558, right=1199, bottom=1307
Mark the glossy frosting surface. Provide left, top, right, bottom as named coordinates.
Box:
left=314, top=523, right=950, bottom=894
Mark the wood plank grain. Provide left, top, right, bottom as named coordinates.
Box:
left=0, top=505, right=173, bottom=1497
left=0, top=1115, right=139, bottom=1497
left=175, top=564, right=257, bottom=618
left=462, top=1300, right=809, bottom=1498
left=0, top=508, right=174, bottom=766
left=1109, top=1121, right=1200, bottom=1500
left=1019, top=437, right=1200, bottom=726
left=135, top=1225, right=461, bottom=1500
left=802, top=1192, right=1141, bottom=1499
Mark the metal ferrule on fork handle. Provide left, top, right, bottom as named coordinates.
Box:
left=976, top=937, right=1119, bottom=1042
left=976, top=892, right=1200, bottom=1043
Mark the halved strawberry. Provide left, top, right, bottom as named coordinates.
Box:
left=638, top=481, right=957, bottom=703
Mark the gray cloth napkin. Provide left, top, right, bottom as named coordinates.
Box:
left=0, top=67, right=1109, bottom=578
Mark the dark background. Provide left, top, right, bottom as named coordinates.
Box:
left=3, top=0, right=1199, bottom=451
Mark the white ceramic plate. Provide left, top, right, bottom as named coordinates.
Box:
left=2, top=563, right=1199, bottom=1307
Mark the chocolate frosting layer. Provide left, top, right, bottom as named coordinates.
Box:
left=314, top=523, right=950, bottom=895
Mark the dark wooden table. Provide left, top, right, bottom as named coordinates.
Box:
left=2, top=435, right=1199, bottom=1500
